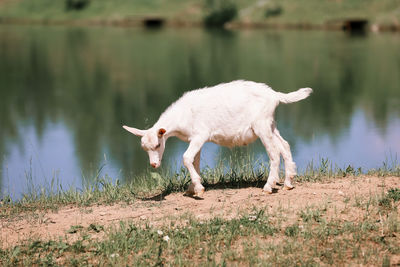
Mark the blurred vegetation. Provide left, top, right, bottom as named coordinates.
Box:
left=0, top=0, right=203, bottom=24
left=0, top=0, right=399, bottom=28
left=264, top=2, right=283, bottom=18
left=204, top=0, right=238, bottom=27
left=65, top=0, right=90, bottom=11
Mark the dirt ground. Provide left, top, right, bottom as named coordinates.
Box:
left=1, top=176, right=399, bottom=249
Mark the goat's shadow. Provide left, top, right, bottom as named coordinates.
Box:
left=140, top=180, right=285, bottom=202
left=141, top=193, right=166, bottom=202
left=183, top=194, right=204, bottom=200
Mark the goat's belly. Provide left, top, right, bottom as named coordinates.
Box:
left=210, top=128, right=257, bottom=147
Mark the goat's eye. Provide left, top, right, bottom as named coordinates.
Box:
left=155, top=144, right=161, bottom=149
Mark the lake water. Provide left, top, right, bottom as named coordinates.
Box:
left=1, top=25, right=399, bottom=200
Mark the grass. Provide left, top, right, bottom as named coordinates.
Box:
left=0, top=156, right=399, bottom=265
left=0, top=187, right=399, bottom=266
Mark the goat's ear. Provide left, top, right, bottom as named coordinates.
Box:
left=123, top=125, right=146, bottom=137
left=158, top=128, right=166, bottom=138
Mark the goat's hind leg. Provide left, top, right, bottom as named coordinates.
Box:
left=183, top=140, right=205, bottom=197
left=273, top=129, right=296, bottom=190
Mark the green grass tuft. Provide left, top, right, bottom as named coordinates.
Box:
left=1, top=156, right=399, bottom=216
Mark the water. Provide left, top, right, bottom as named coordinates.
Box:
left=1, top=25, right=399, bottom=199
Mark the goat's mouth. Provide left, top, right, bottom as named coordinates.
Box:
left=150, top=163, right=160, bottom=168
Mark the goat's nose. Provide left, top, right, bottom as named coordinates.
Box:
left=150, top=163, right=157, bottom=168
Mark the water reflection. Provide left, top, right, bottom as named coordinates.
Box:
left=0, top=25, right=399, bottom=199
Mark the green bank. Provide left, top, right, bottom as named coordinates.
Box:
left=0, top=0, right=400, bottom=30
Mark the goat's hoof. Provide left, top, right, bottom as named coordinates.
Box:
left=184, top=184, right=205, bottom=198
left=262, top=184, right=273, bottom=194
left=283, top=185, right=295, bottom=190
left=194, top=188, right=205, bottom=198
left=262, top=186, right=273, bottom=194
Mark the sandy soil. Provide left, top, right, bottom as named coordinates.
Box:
left=1, top=176, right=399, bottom=248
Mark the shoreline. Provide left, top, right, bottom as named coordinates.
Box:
left=1, top=16, right=400, bottom=32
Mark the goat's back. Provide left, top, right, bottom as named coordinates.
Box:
left=175, top=80, right=279, bottom=117
left=158, top=81, right=279, bottom=145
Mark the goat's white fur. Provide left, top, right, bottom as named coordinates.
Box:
left=123, top=80, right=312, bottom=196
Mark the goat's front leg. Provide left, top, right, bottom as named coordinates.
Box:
left=183, top=139, right=205, bottom=197
left=253, top=120, right=280, bottom=194
left=194, top=149, right=201, bottom=174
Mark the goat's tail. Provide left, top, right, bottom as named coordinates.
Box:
left=277, top=87, right=313, bottom=104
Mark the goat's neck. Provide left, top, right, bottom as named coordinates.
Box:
left=153, top=117, right=189, bottom=142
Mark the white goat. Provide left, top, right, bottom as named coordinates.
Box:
left=123, top=80, right=312, bottom=197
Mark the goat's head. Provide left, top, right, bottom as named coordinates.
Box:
left=123, top=125, right=167, bottom=169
